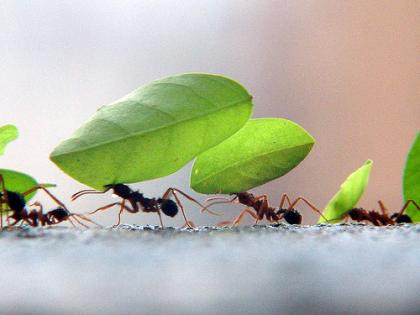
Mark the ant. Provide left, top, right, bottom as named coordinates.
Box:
left=71, top=184, right=218, bottom=228
left=202, top=191, right=328, bottom=226
left=345, top=200, right=419, bottom=226
left=0, top=175, right=99, bottom=228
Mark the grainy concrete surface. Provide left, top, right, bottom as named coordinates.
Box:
left=1, top=224, right=419, bottom=315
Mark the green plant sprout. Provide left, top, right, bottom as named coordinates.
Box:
left=403, top=131, right=420, bottom=222
left=318, top=160, right=373, bottom=223
left=0, top=124, right=18, bottom=156
left=191, top=118, right=315, bottom=193
left=50, top=73, right=253, bottom=190
left=0, top=124, right=54, bottom=201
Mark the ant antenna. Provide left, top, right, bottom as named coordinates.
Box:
left=71, top=187, right=112, bottom=201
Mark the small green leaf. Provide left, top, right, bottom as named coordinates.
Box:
left=403, top=131, right=420, bottom=222
left=50, top=73, right=253, bottom=190
left=0, top=125, right=18, bottom=156
left=318, top=160, right=373, bottom=223
left=190, top=118, right=315, bottom=194
left=0, top=169, right=38, bottom=201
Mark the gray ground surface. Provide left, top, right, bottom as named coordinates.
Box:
left=1, top=224, right=419, bottom=315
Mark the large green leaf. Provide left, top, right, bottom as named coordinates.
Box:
left=318, top=160, right=373, bottom=223
left=0, top=125, right=18, bottom=156
left=50, top=73, right=253, bottom=190
left=0, top=169, right=38, bottom=201
left=403, top=131, right=420, bottom=222
left=190, top=118, right=315, bottom=194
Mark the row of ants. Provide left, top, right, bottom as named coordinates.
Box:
left=0, top=175, right=418, bottom=228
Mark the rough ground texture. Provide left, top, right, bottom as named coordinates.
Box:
left=1, top=224, right=419, bottom=315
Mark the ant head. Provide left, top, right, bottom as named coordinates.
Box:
left=391, top=213, right=412, bottom=224
left=158, top=199, right=178, bottom=217
left=49, top=207, right=70, bottom=221
left=105, top=184, right=132, bottom=199
left=283, top=209, right=302, bottom=225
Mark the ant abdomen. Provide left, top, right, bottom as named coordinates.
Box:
left=283, top=209, right=302, bottom=225
left=48, top=208, right=69, bottom=221
left=391, top=213, right=412, bottom=224
left=159, top=199, right=178, bottom=217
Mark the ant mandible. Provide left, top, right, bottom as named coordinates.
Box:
left=202, top=191, right=327, bottom=226
left=346, top=200, right=419, bottom=225
left=71, top=184, right=218, bottom=228
left=0, top=175, right=99, bottom=228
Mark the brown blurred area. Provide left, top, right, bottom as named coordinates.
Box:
left=0, top=1, right=418, bottom=225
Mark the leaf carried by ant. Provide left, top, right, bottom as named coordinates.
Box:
left=190, top=118, right=315, bottom=193
left=50, top=73, right=253, bottom=190
left=403, top=131, right=420, bottom=222
left=0, top=169, right=38, bottom=201
left=318, top=160, right=373, bottom=223
left=0, top=169, right=56, bottom=215
left=0, top=124, right=18, bottom=156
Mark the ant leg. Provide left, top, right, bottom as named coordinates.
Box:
left=377, top=200, right=390, bottom=216
left=253, top=194, right=268, bottom=222
left=22, top=186, right=67, bottom=210
left=164, top=188, right=220, bottom=216
left=113, top=199, right=126, bottom=227
left=68, top=215, right=89, bottom=228
left=231, top=208, right=258, bottom=226
left=66, top=216, right=78, bottom=228
left=157, top=210, right=164, bottom=228
left=217, top=208, right=258, bottom=227
left=162, top=188, right=194, bottom=228
left=394, top=200, right=420, bottom=217
left=287, top=196, right=329, bottom=223
left=71, top=187, right=111, bottom=201
left=88, top=201, right=133, bottom=215
left=181, top=220, right=196, bottom=229
left=70, top=213, right=103, bottom=228
left=278, top=193, right=293, bottom=209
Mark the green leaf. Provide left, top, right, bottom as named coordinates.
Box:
left=0, top=125, right=18, bottom=156
left=403, top=131, right=420, bottom=222
left=0, top=169, right=38, bottom=201
left=50, top=73, right=253, bottom=190
left=318, top=160, right=373, bottom=223
left=190, top=118, right=315, bottom=194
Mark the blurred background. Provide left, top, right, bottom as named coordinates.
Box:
left=0, top=1, right=418, bottom=226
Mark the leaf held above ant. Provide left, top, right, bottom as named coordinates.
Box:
left=50, top=73, right=253, bottom=190
left=318, top=160, right=373, bottom=224
left=0, top=124, right=18, bottom=156
left=0, top=169, right=38, bottom=202
left=190, top=118, right=315, bottom=194
left=403, top=131, right=420, bottom=222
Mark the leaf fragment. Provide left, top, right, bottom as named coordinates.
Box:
left=0, top=125, right=18, bottom=156
left=403, top=132, right=420, bottom=222
left=190, top=118, right=315, bottom=194
left=318, top=160, right=373, bottom=223
left=50, top=73, right=253, bottom=190
left=0, top=169, right=38, bottom=201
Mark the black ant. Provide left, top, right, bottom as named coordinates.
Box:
left=345, top=200, right=419, bottom=226
left=0, top=175, right=99, bottom=228
left=202, top=191, right=327, bottom=226
left=71, top=184, right=218, bottom=228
